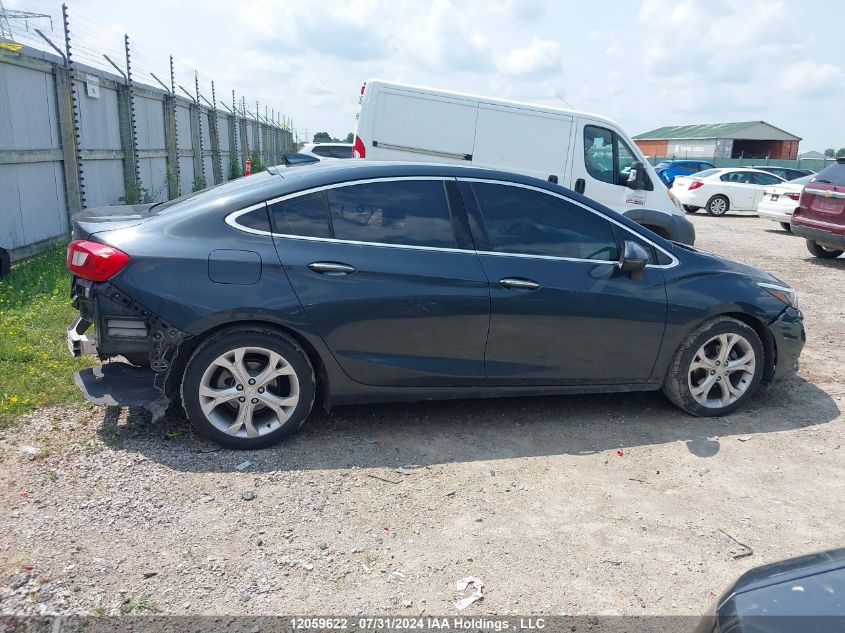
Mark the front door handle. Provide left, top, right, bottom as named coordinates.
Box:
left=499, top=278, right=540, bottom=291
left=308, top=261, right=356, bottom=275
left=575, top=178, right=586, bottom=194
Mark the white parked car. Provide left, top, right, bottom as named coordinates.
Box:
left=757, top=174, right=813, bottom=232
left=299, top=142, right=353, bottom=160
left=673, top=168, right=785, bottom=216
left=352, top=80, right=696, bottom=244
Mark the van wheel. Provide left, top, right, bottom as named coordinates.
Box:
left=181, top=325, right=316, bottom=449
left=662, top=317, right=764, bottom=417
left=806, top=240, right=844, bottom=259
left=683, top=205, right=699, bottom=213
left=780, top=222, right=792, bottom=232
left=706, top=195, right=729, bottom=216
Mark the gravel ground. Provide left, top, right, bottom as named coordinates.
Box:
left=1, top=212, right=843, bottom=617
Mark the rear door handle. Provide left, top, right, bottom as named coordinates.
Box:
left=499, top=278, right=540, bottom=291
left=308, top=262, right=356, bottom=275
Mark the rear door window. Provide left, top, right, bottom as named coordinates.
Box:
left=721, top=172, right=750, bottom=183
left=270, top=193, right=331, bottom=238
left=327, top=180, right=457, bottom=248
left=471, top=182, right=620, bottom=261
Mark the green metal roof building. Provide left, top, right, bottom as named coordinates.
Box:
left=633, top=121, right=801, bottom=160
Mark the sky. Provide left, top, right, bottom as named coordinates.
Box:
left=9, top=0, right=845, bottom=152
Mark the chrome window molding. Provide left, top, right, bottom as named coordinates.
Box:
left=224, top=176, right=680, bottom=269
left=457, top=177, right=679, bottom=269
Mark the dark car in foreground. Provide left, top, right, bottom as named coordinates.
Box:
left=791, top=157, right=845, bottom=259
left=694, top=548, right=845, bottom=633
left=654, top=159, right=715, bottom=186
left=66, top=159, right=804, bottom=449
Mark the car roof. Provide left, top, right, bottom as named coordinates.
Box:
left=268, top=159, right=559, bottom=189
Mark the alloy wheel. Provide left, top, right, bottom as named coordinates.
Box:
left=709, top=198, right=727, bottom=215
left=198, top=346, right=300, bottom=438
left=687, top=333, right=756, bottom=408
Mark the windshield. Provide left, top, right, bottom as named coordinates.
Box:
left=789, top=175, right=814, bottom=184
left=148, top=171, right=276, bottom=215
left=811, top=162, right=845, bottom=186
left=655, top=162, right=671, bottom=169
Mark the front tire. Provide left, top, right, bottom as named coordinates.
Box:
left=683, top=205, right=699, bottom=214
left=806, top=240, right=844, bottom=259
left=780, top=222, right=792, bottom=232
left=706, top=195, right=729, bottom=216
left=662, top=317, right=764, bottom=417
left=181, top=326, right=316, bottom=449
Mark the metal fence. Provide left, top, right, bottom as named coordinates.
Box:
left=645, top=156, right=836, bottom=172
left=1, top=6, right=294, bottom=260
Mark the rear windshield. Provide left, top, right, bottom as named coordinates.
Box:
left=693, top=168, right=720, bottom=178
left=812, top=162, right=845, bottom=187
left=147, top=171, right=276, bottom=215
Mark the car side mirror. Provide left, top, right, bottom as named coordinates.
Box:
left=620, top=241, right=649, bottom=279
left=626, top=161, right=646, bottom=190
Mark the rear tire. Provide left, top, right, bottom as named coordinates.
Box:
left=181, top=325, right=316, bottom=449
left=780, top=222, right=792, bottom=232
left=683, top=205, right=699, bottom=214
left=706, top=195, right=729, bottom=216
left=806, top=240, right=844, bottom=259
left=662, top=317, right=764, bottom=417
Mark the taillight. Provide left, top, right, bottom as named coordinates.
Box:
left=352, top=135, right=366, bottom=159
left=360, top=82, right=366, bottom=96
left=688, top=181, right=703, bottom=190
left=66, top=240, right=130, bottom=281
left=785, top=192, right=800, bottom=201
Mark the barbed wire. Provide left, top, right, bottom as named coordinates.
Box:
left=5, top=2, right=292, bottom=131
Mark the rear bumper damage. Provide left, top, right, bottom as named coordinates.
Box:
left=68, top=279, right=190, bottom=413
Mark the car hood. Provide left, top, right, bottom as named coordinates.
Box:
left=670, top=242, right=783, bottom=285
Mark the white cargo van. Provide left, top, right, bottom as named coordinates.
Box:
left=353, top=80, right=695, bottom=244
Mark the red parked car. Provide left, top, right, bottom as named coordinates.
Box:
left=791, top=157, right=845, bottom=259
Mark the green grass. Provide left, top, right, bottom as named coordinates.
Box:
left=0, top=247, right=93, bottom=427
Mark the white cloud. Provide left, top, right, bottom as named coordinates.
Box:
left=500, top=37, right=561, bottom=78
left=21, top=0, right=845, bottom=150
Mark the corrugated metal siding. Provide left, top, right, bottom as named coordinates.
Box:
left=218, top=117, right=230, bottom=152
left=175, top=104, right=193, bottom=150
left=135, top=96, right=165, bottom=150
left=138, top=157, right=168, bottom=202
left=83, top=159, right=125, bottom=207
left=0, top=162, right=67, bottom=248
left=178, top=156, right=194, bottom=194
left=0, top=63, right=59, bottom=151
left=78, top=85, right=121, bottom=150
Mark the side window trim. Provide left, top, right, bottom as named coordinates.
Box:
left=225, top=176, right=474, bottom=254
left=225, top=202, right=271, bottom=236
left=457, top=177, right=678, bottom=269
